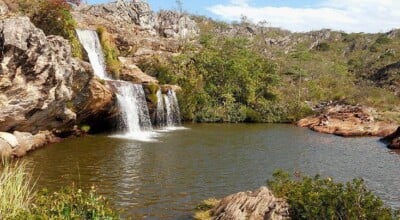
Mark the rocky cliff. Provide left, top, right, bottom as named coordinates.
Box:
left=0, top=3, right=117, bottom=157
left=73, top=0, right=199, bottom=63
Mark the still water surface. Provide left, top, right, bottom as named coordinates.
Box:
left=25, top=124, right=400, bottom=219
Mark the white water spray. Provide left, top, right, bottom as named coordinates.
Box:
left=76, top=29, right=156, bottom=140
left=76, top=29, right=110, bottom=80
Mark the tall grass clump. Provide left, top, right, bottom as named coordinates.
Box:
left=97, top=26, right=122, bottom=79
left=0, top=160, right=35, bottom=219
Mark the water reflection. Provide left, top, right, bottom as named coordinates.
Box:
left=25, top=124, right=400, bottom=219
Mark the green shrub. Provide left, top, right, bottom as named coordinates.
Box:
left=268, top=170, right=396, bottom=220
left=80, top=124, right=91, bottom=133
left=194, top=198, right=220, bottom=220
left=376, top=35, right=391, bottom=44
left=21, top=186, right=120, bottom=219
left=25, top=0, right=83, bottom=58
left=97, top=26, right=121, bottom=78
left=316, top=42, right=330, bottom=51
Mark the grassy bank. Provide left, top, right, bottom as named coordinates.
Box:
left=0, top=161, right=120, bottom=219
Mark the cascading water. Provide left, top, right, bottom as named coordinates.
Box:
left=156, top=89, right=165, bottom=126
left=115, top=82, right=152, bottom=132
left=76, top=29, right=109, bottom=80
left=76, top=29, right=155, bottom=140
left=163, top=90, right=181, bottom=127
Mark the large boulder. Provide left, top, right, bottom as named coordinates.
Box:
left=210, top=187, right=289, bottom=220
left=0, top=16, right=115, bottom=134
left=118, top=57, right=158, bottom=84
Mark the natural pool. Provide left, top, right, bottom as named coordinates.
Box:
left=25, top=124, right=400, bottom=219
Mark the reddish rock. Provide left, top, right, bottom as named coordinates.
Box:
left=298, top=105, right=398, bottom=137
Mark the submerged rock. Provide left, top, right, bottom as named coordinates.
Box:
left=298, top=104, right=398, bottom=137
left=209, top=187, right=289, bottom=220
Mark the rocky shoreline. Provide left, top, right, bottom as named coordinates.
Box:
left=298, top=104, right=398, bottom=137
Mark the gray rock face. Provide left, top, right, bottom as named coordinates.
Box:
left=211, top=187, right=290, bottom=220
left=0, top=0, right=8, bottom=15
left=0, top=16, right=115, bottom=133
left=157, top=10, right=199, bottom=38
left=75, top=0, right=199, bottom=38
left=0, top=17, right=76, bottom=132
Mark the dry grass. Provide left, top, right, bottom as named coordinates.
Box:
left=0, top=160, right=35, bottom=219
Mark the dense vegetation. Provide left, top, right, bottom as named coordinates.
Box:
left=268, top=170, right=397, bottom=219
left=139, top=35, right=302, bottom=123
left=140, top=17, right=400, bottom=123
left=0, top=161, right=120, bottom=219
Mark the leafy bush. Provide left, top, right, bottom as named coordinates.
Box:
left=268, top=170, right=396, bottom=220
left=97, top=26, right=121, bottom=78
left=139, top=35, right=281, bottom=123
left=194, top=198, right=220, bottom=220
left=316, top=42, right=330, bottom=51
left=376, top=35, right=391, bottom=44
left=20, top=186, right=120, bottom=219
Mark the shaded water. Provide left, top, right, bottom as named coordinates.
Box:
left=25, top=124, right=400, bottom=219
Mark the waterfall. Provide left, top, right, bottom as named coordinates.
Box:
left=156, top=89, right=165, bottom=126
left=76, top=29, right=110, bottom=80
left=114, top=82, right=152, bottom=134
left=163, top=90, right=181, bottom=127
left=170, top=91, right=182, bottom=125
left=77, top=28, right=155, bottom=140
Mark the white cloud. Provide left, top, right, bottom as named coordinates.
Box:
left=207, top=0, right=400, bottom=33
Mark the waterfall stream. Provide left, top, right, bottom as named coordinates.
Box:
left=163, top=90, right=181, bottom=127
left=76, top=29, right=110, bottom=80
left=76, top=29, right=157, bottom=140
left=156, top=90, right=165, bottom=127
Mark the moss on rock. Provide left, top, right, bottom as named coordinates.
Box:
left=97, top=26, right=121, bottom=79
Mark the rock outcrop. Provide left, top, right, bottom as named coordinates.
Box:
left=72, top=0, right=199, bottom=62
left=0, top=131, right=60, bottom=158
left=0, top=15, right=115, bottom=134
left=381, top=127, right=400, bottom=149
left=298, top=104, right=398, bottom=137
left=209, top=187, right=289, bottom=220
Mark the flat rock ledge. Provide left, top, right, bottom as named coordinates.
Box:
left=0, top=131, right=61, bottom=158
left=208, top=187, right=290, bottom=220
left=298, top=105, right=398, bottom=137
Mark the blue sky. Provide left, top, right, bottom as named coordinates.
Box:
left=85, top=0, right=400, bottom=33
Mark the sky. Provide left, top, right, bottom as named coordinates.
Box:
left=85, top=0, right=400, bottom=33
